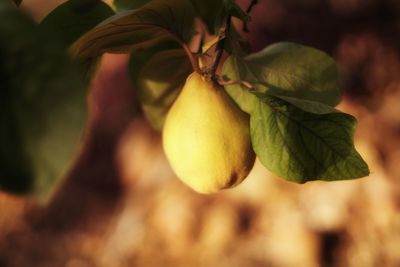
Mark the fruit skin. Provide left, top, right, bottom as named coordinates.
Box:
left=162, top=72, right=255, bottom=193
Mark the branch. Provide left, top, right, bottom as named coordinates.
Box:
left=210, top=15, right=231, bottom=79
left=243, top=0, right=258, bottom=32
left=246, top=0, right=258, bottom=14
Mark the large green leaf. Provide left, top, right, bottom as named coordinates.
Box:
left=113, top=0, right=151, bottom=10
left=129, top=41, right=192, bottom=130
left=250, top=94, right=369, bottom=183
left=222, top=42, right=341, bottom=114
left=40, top=0, right=115, bottom=47
left=0, top=3, right=87, bottom=198
left=72, top=0, right=195, bottom=58
left=113, top=0, right=249, bottom=30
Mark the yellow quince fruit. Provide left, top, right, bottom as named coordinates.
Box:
left=162, top=72, right=255, bottom=193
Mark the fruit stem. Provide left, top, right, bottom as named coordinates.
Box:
left=210, top=15, right=232, bottom=80
left=182, top=43, right=202, bottom=74
left=165, top=31, right=202, bottom=74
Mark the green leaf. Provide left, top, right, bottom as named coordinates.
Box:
left=129, top=42, right=192, bottom=130
left=113, top=0, right=151, bottom=10
left=222, top=42, right=341, bottom=114
left=40, top=0, right=115, bottom=47
left=0, top=3, right=87, bottom=199
left=189, top=0, right=249, bottom=34
left=72, top=0, right=195, bottom=58
left=250, top=94, right=369, bottom=183
left=221, top=55, right=258, bottom=113
left=224, top=24, right=251, bottom=56
left=271, top=95, right=342, bottom=114
left=39, top=0, right=114, bottom=82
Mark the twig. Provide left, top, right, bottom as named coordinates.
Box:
left=243, top=0, right=258, bottom=32
left=210, top=15, right=232, bottom=79
left=246, top=0, right=258, bottom=14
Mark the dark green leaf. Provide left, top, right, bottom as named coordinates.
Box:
left=72, top=0, right=195, bottom=58
left=222, top=42, right=341, bottom=114
left=189, top=0, right=249, bottom=34
left=129, top=41, right=192, bottom=130
left=271, top=95, right=342, bottom=114
left=250, top=94, right=369, bottom=183
left=224, top=24, right=251, bottom=56
left=113, top=0, right=151, bottom=10
left=0, top=3, right=87, bottom=199
left=40, top=0, right=115, bottom=47
left=189, top=0, right=224, bottom=34
left=222, top=55, right=258, bottom=113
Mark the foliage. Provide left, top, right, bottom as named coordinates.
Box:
left=222, top=42, right=341, bottom=113
left=129, top=42, right=191, bottom=130
left=72, top=0, right=196, bottom=57
left=40, top=0, right=115, bottom=47
left=0, top=0, right=369, bottom=199
left=250, top=95, right=369, bottom=182
left=113, top=0, right=152, bottom=11
left=0, top=2, right=89, bottom=199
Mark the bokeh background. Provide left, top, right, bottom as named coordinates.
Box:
left=1, top=0, right=400, bottom=266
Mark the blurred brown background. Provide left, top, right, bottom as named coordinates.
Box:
left=1, top=0, right=400, bottom=266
